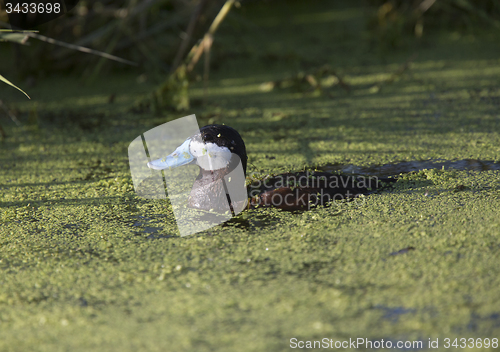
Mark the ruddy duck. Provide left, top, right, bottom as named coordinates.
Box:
left=147, top=124, right=393, bottom=211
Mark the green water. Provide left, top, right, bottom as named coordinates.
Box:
left=1, top=1, right=500, bottom=351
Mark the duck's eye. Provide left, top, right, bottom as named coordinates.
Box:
left=217, top=134, right=221, bottom=138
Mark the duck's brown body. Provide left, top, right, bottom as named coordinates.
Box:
left=247, top=171, right=390, bottom=211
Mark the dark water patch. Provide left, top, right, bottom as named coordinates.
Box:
left=251, top=213, right=278, bottom=228
left=223, top=216, right=251, bottom=229
left=390, top=247, right=416, bottom=256
left=375, top=305, right=416, bottom=323
left=321, top=159, right=500, bottom=177
left=129, top=214, right=174, bottom=238
left=131, top=215, right=152, bottom=227
left=467, top=312, right=500, bottom=332
left=61, top=223, right=84, bottom=237
left=146, top=234, right=175, bottom=239
left=78, top=297, right=88, bottom=307
left=143, top=226, right=162, bottom=234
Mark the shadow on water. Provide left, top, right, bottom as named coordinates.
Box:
left=321, top=159, right=500, bottom=177
left=222, top=210, right=277, bottom=230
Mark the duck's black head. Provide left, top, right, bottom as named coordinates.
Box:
left=195, top=124, right=247, bottom=175
left=147, top=124, right=247, bottom=175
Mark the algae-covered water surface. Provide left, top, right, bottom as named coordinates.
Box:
left=1, top=1, right=500, bottom=351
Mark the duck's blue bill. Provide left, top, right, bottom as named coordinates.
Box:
left=147, top=138, right=194, bottom=170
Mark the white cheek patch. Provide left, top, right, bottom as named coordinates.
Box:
left=190, top=140, right=231, bottom=171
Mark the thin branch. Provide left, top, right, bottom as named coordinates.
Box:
left=0, top=21, right=137, bottom=65
left=27, top=32, right=137, bottom=66
left=0, top=100, right=22, bottom=126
